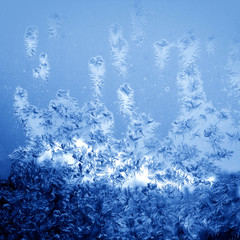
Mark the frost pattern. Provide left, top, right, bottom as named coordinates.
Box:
left=3, top=31, right=240, bottom=239
left=48, top=12, right=62, bottom=39
left=177, top=32, right=206, bottom=109
left=164, top=32, right=240, bottom=176
left=89, top=56, right=105, bottom=99
left=24, top=26, right=38, bottom=57
left=225, top=40, right=240, bottom=99
left=109, top=24, right=128, bottom=77
left=33, top=53, right=50, bottom=82
left=117, top=83, right=135, bottom=117
left=153, top=39, right=172, bottom=70
left=130, top=0, right=146, bottom=46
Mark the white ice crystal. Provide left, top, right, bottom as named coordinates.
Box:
left=48, top=12, right=62, bottom=39
left=153, top=39, right=173, bottom=70
left=117, top=83, right=135, bottom=117
left=33, top=53, right=50, bottom=82
left=225, top=40, right=240, bottom=98
left=24, top=26, right=38, bottom=57
left=89, top=56, right=105, bottom=98
left=109, top=24, right=128, bottom=77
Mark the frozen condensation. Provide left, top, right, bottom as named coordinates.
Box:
left=33, top=53, right=50, bottom=82
left=153, top=39, right=172, bottom=70
left=109, top=24, right=128, bottom=77
left=89, top=56, right=105, bottom=99
left=24, top=26, right=38, bottom=57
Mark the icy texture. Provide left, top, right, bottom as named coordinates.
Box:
left=130, top=0, right=146, bottom=46
left=24, top=26, right=38, bottom=57
left=153, top=39, right=173, bottom=70
left=89, top=56, right=105, bottom=99
left=164, top=32, right=240, bottom=175
left=226, top=40, right=240, bottom=99
left=117, top=83, right=135, bottom=117
left=48, top=12, right=62, bottom=39
left=2, top=32, right=240, bottom=239
left=109, top=24, right=128, bottom=77
left=33, top=53, right=50, bottom=82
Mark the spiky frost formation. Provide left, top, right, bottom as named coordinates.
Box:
left=89, top=56, right=105, bottom=99
left=117, top=83, right=135, bottom=117
left=33, top=53, right=50, bottom=82
left=225, top=40, right=240, bottom=99
left=130, top=0, right=146, bottom=46
left=178, top=32, right=200, bottom=68
left=48, top=12, right=62, bottom=39
left=14, top=87, right=46, bottom=139
left=109, top=24, right=128, bottom=77
left=177, top=32, right=206, bottom=110
left=153, top=39, right=172, bottom=70
left=163, top=32, right=240, bottom=175
left=14, top=87, right=29, bottom=119
left=24, top=26, right=38, bottom=57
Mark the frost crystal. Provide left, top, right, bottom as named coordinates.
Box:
left=226, top=40, right=240, bottom=98
left=48, top=12, right=62, bottom=39
left=109, top=24, right=128, bottom=77
left=3, top=28, right=240, bottom=239
left=89, top=56, right=105, bottom=99
left=117, top=83, right=135, bottom=117
left=165, top=32, right=240, bottom=175
left=33, top=53, right=50, bottom=82
left=153, top=39, right=172, bottom=70
left=24, top=26, right=38, bottom=57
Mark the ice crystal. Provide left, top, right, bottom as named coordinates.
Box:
left=89, top=56, right=105, bottom=99
left=109, top=24, right=128, bottom=77
left=33, top=53, right=50, bottom=82
left=226, top=40, right=240, bottom=99
left=117, top=83, right=135, bottom=117
left=48, top=12, right=62, bottom=39
left=2, top=22, right=240, bottom=239
left=153, top=39, right=172, bottom=70
left=24, top=26, right=38, bottom=57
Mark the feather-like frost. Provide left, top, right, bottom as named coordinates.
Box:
left=153, top=39, right=172, bottom=70
left=117, top=83, right=135, bottom=117
left=109, top=24, right=128, bottom=77
left=4, top=30, right=240, bottom=240
left=48, top=12, right=62, bottom=39
left=177, top=32, right=206, bottom=109
left=33, top=53, right=50, bottom=82
left=24, top=26, right=38, bottom=57
left=225, top=40, right=240, bottom=99
left=89, top=56, right=105, bottom=98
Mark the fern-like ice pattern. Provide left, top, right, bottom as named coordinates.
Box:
left=24, top=26, right=38, bottom=57
left=1, top=21, right=240, bottom=240
left=33, top=53, right=50, bottom=82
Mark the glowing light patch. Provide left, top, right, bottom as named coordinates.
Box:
left=123, top=167, right=150, bottom=188
left=53, top=142, right=62, bottom=152
left=37, top=149, right=52, bottom=164
left=206, top=176, right=215, bottom=185
left=74, top=138, right=89, bottom=150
